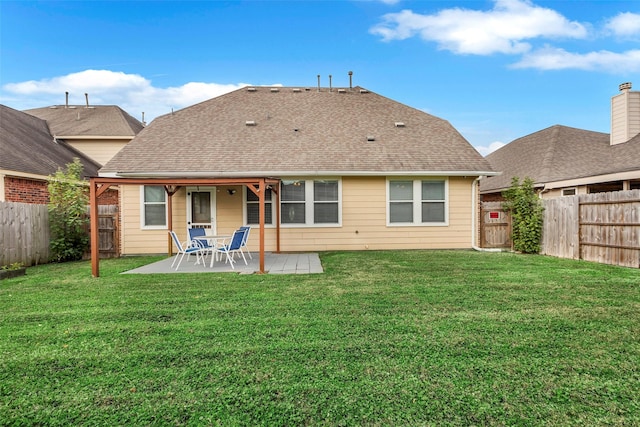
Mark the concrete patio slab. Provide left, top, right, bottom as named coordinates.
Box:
left=123, top=252, right=323, bottom=275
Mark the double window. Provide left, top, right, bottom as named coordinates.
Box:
left=141, top=186, right=167, bottom=228
left=245, top=179, right=341, bottom=226
left=388, top=179, right=447, bottom=225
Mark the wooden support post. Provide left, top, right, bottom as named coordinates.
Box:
left=90, top=178, right=100, bottom=277
left=259, top=179, right=266, bottom=273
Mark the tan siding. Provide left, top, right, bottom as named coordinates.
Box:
left=120, top=177, right=477, bottom=255
left=67, top=139, right=129, bottom=165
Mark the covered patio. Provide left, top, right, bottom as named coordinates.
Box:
left=89, top=176, right=281, bottom=277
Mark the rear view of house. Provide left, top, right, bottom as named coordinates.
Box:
left=96, top=83, right=495, bottom=265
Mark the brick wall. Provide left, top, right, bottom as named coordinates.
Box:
left=5, top=177, right=49, bottom=204
left=4, top=176, right=119, bottom=206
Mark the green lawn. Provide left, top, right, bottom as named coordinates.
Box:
left=1, top=251, right=639, bottom=426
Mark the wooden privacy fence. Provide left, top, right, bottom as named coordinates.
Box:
left=542, top=190, right=640, bottom=268
left=0, top=201, right=50, bottom=267
left=480, top=201, right=512, bottom=249
left=1, top=202, right=119, bottom=267
left=84, top=205, right=119, bottom=259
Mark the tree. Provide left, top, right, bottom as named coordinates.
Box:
left=48, top=158, right=89, bottom=262
left=502, top=177, right=544, bottom=254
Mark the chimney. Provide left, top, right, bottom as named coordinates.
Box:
left=611, top=82, right=640, bottom=145
left=85, top=93, right=89, bottom=108
left=317, top=74, right=320, bottom=92
left=65, top=92, right=69, bottom=109
left=348, top=71, right=353, bottom=90
left=329, top=74, right=332, bottom=92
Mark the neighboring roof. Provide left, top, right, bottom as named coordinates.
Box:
left=0, top=105, right=100, bottom=178
left=24, top=105, right=144, bottom=138
left=480, top=125, right=640, bottom=194
left=101, top=86, right=494, bottom=177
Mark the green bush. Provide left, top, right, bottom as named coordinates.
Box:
left=502, top=176, right=544, bottom=254
left=48, top=158, right=89, bottom=262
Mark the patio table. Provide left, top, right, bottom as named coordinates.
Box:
left=194, top=235, right=231, bottom=268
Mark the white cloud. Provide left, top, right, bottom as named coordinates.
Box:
left=1, top=69, right=252, bottom=123
left=512, top=46, right=640, bottom=72
left=378, top=0, right=401, bottom=5
left=475, top=141, right=506, bottom=157
left=605, top=12, right=640, bottom=38
left=370, top=0, right=587, bottom=55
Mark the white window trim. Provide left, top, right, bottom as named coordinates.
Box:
left=140, top=185, right=168, bottom=230
left=386, top=178, right=449, bottom=227
left=280, top=178, right=342, bottom=228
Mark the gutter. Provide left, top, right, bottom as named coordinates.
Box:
left=101, top=170, right=500, bottom=179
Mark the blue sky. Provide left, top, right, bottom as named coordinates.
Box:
left=2, top=0, right=640, bottom=155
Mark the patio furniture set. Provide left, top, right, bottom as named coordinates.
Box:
left=169, top=226, right=252, bottom=271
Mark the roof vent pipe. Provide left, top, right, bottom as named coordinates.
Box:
left=329, top=74, right=332, bottom=92
left=317, top=75, right=320, bottom=92
left=85, top=93, right=89, bottom=108
left=348, top=71, right=353, bottom=90
left=65, top=91, right=69, bottom=109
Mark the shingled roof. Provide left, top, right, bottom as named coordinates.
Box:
left=25, top=105, right=143, bottom=137
left=480, top=125, right=640, bottom=193
left=0, top=105, right=100, bottom=178
left=100, top=86, right=494, bottom=177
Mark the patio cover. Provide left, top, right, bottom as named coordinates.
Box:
left=89, top=176, right=281, bottom=277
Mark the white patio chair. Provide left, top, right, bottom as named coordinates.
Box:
left=169, top=230, right=204, bottom=270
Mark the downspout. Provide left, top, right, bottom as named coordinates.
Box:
left=472, top=177, right=503, bottom=252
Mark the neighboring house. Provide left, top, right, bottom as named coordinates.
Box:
left=96, top=85, right=495, bottom=265
left=0, top=104, right=100, bottom=204
left=25, top=99, right=144, bottom=166
left=481, top=83, right=640, bottom=200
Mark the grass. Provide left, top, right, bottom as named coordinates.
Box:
left=1, top=250, right=639, bottom=426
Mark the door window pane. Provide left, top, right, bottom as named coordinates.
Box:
left=191, top=192, right=211, bottom=223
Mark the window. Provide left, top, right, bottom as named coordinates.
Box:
left=562, top=188, right=576, bottom=196
left=141, top=186, right=167, bottom=228
left=282, top=181, right=306, bottom=224
left=388, top=179, right=447, bottom=225
left=246, top=187, right=273, bottom=225
left=281, top=179, right=340, bottom=226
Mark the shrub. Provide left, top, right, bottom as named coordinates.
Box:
left=48, top=158, right=89, bottom=262
left=502, top=177, right=544, bottom=254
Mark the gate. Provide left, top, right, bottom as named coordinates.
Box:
left=480, top=201, right=511, bottom=249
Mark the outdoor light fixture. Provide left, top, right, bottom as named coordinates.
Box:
left=227, top=189, right=236, bottom=196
